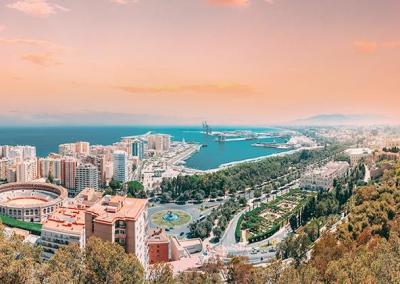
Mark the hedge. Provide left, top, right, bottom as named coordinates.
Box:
left=235, top=214, right=245, bottom=242
left=0, top=214, right=42, bottom=236
left=248, top=223, right=281, bottom=243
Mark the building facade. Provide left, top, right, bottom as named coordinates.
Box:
left=75, top=164, right=98, bottom=196
left=40, top=207, right=86, bottom=260
left=85, top=195, right=148, bottom=267
left=300, top=161, right=350, bottom=190
left=113, top=150, right=128, bottom=183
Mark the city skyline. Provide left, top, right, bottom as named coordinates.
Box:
left=1, top=0, right=399, bottom=125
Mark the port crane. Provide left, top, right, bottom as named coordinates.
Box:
left=202, top=121, right=212, bottom=135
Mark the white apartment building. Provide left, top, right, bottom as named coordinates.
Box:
left=40, top=207, right=86, bottom=260
left=345, top=148, right=372, bottom=166
left=75, top=164, right=98, bottom=195
left=300, top=161, right=350, bottom=190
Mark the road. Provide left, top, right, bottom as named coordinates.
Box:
left=219, top=182, right=297, bottom=248
left=148, top=200, right=224, bottom=237
left=364, top=164, right=371, bottom=183
left=220, top=207, right=248, bottom=247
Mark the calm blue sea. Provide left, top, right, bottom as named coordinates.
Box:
left=0, top=126, right=289, bottom=170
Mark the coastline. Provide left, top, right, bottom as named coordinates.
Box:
left=183, top=146, right=322, bottom=174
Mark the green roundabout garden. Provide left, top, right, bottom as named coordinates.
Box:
left=150, top=209, right=192, bottom=228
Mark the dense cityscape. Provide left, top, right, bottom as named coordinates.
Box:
left=1, top=125, right=400, bottom=283
left=2, top=0, right=399, bottom=283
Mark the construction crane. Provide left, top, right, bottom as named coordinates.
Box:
left=202, top=121, right=212, bottom=135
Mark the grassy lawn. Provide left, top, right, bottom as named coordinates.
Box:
left=0, top=214, right=42, bottom=236
left=151, top=210, right=192, bottom=228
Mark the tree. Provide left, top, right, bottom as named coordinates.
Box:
left=47, top=173, right=54, bottom=184
left=147, top=263, right=174, bottom=284
left=109, top=179, right=122, bottom=191
left=0, top=225, right=42, bottom=284
left=227, top=257, right=253, bottom=284
left=213, top=227, right=222, bottom=239
left=84, top=237, right=144, bottom=284
left=289, top=214, right=299, bottom=232
left=127, top=181, right=147, bottom=198
left=40, top=243, right=86, bottom=284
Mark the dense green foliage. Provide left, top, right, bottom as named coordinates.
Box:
left=0, top=232, right=144, bottom=284
left=0, top=214, right=42, bottom=235
left=127, top=181, right=147, bottom=198
left=189, top=199, right=242, bottom=240
left=161, top=146, right=344, bottom=201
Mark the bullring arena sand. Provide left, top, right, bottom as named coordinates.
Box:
left=6, top=197, right=48, bottom=206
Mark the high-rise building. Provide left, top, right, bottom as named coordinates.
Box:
left=16, top=159, right=37, bottom=182
left=75, top=141, right=90, bottom=155
left=85, top=195, right=148, bottom=268
left=59, top=143, right=76, bottom=156
left=59, top=141, right=90, bottom=156
left=113, top=150, right=128, bottom=183
left=22, top=146, right=36, bottom=159
left=131, top=139, right=145, bottom=160
left=147, top=134, right=171, bottom=153
left=0, top=158, right=10, bottom=181
left=83, top=155, right=106, bottom=188
left=7, top=167, right=16, bottom=183
left=75, top=164, right=98, bottom=196
left=61, top=157, right=78, bottom=190
left=39, top=158, right=62, bottom=183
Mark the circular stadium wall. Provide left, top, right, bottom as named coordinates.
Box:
left=0, top=182, right=68, bottom=223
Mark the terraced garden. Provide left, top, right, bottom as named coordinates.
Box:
left=237, top=189, right=316, bottom=243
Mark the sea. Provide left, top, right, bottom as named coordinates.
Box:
left=0, top=126, right=290, bottom=171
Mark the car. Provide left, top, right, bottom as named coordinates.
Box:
left=216, top=198, right=224, bottom=202
left=179, top=232, right=185, bottom=236
left=269, top=247, right=276, bottom=253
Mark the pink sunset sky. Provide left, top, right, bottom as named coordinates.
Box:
left=0, top=0, right=399, bottom=125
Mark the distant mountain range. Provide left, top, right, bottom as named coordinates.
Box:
left=292, top=114, right=388, bottom=126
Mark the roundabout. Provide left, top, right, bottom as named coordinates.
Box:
left=151, top=209, right=192, bottom=228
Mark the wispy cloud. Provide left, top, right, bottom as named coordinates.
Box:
left=353, top=40, right=400, bottom=54
left=208, top=0, right=273, bottom=6
left=208, top=0, right=249, bottom=6
left=6, top=0, right=69, bottom=18
left=110, top=0, right=138, bottom=4
left=118, top=83, right=254, bottom=95
left=0, top=37, right=65, bottom=66
left=0, top=38, right=63, bottom=50
left=21, top=52, right=60, bottom=66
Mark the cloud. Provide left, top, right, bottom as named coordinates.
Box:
left=21, top=52, right=60, bottom=66
left=0, top=38, right=62, bottom=50
left=207, top=0, right=273, bottom=6
left=6, top=0, right=69, bottom=18
left=208, top=0, right=249, bottom=6
left=118, top=83, right=254, bottom=95
left=353, top=40, right=400, bottom=54
left=110, top=0, right=138, bottom=4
